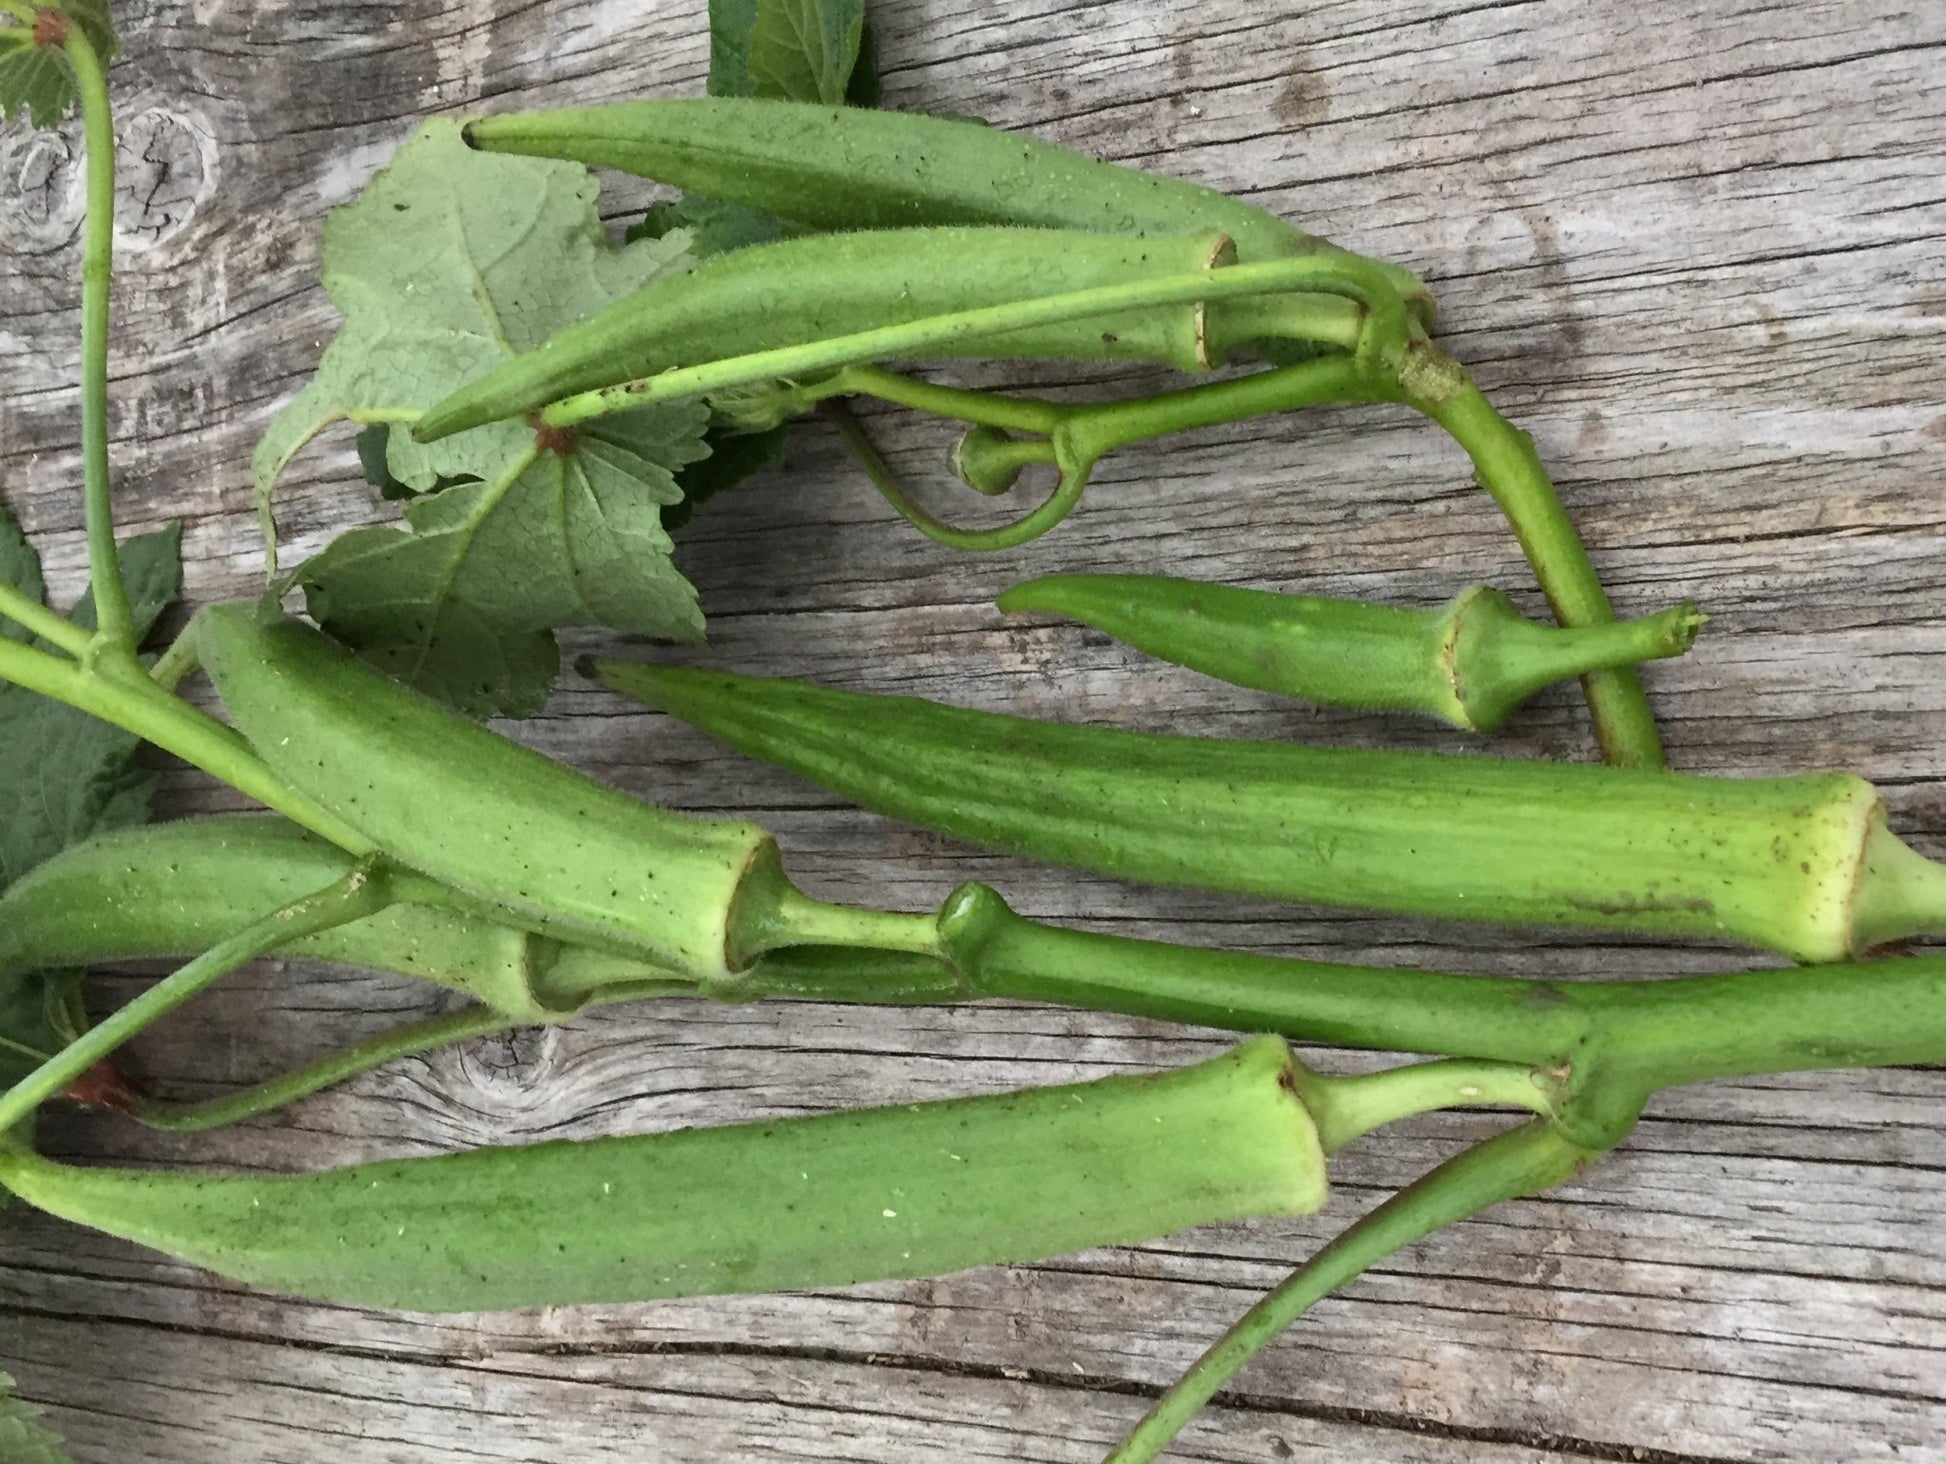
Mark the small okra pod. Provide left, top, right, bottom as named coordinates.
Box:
left=0, top=1035, right=1327, bottom=1311
left=461, top=98, right=1434, bottom=321
left=413, top=226, right=1240, bottom=442
left=598, top=662, right=1946, bottom=964
left=194, top=605, right=926, bottom=984
left=997, top=575, right=1704, bottom=733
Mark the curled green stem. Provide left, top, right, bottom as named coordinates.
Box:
left=818, top=399, right=1088, bottom=552
left=1102, top=1120, right=1594, bottom=1464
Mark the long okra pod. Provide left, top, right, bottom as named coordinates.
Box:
left=998, top=575, right=1703, bottom=733
left=461, top=98, right=1435, bottom=321
left=0, top=1036, right=1327, bottom=1310
left=600, top=663, right=1946, bottom=963
left=412, top=227, right=1325, bottom=441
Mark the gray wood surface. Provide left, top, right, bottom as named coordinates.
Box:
left=2, top=0, right=1942, bottom=1459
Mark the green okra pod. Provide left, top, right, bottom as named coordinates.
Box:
left=0, top=816, right=579, bottom=1022
left=461, top=97, right=1434, bottom=320
left=598, top=662, right=1946, bottom=963
left=413, top=226, right=1240, bottom=442
left=197, top=603, right=778, bottom=981
left=997, top=575, right=1704, bottom=733
left=195, top=604, right=936, bottom=983
left=0, top=1035, right=1327, bottom=1311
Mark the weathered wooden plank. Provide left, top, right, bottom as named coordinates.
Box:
left=1, top=0, right=1942, bottom=1459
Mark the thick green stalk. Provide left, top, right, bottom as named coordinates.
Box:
left=933, top=882, right=1946, bottom=1144
left=1399, top=343, right=1662, bottom=766
left=0, top=865, right=393, bottom=1134
left=938, top=883, right=1588, bottom=1068
left=1579, top=956, right=1946, bottom=1096
left=1103, top=1120, right=1593, bottom=1464
left=61, top=21, right=135, bottom=649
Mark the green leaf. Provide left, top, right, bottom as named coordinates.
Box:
left=845, top=18, right=881, bottom=108
left=654, top=0, right=874, bottom=263
left=0, top=503, right=45, bottom=649
left=628, top=193, right=788, bottom=256
left=0, top=1373, right=75, bottom=1464
left=709, top=0, right=864, bottom=105
left=256, top=120, right=712, bottom=717
left=0, top=1, right=117, bottom=130
left=665, top=424, right=789, bottom=532
left=0, top=523, right=183, bottom=894
left=299, top=406, right=708, bottom=718
left=354, top=422, right=478, bottom=503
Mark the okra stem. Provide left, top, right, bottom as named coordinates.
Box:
left=128, top=978, right=695, bottom=1133
left=932, top=881, right=1946, bottom=1122
left=818, top=399, right=1087, bottom=552
left=1059, top=355, right=1379, bottom=469
left=129, top=1005, right=521, bottom=1133
left=1102, top=1120, right=1592, bottom=1464
left=937, top=881, right=1586, bottom=1068
left=824, top=364, right=1067, bottom=436
left=61, top=22, right=136, bottom=649
left=1295, top=1059, right=1563, bottom=1154
left=0, top=581, right=91, bottom=656
left=0, top=865, right=395, bottom=1135
left=148, top=623, right=201, bottom=690
left=1401, top=344, right=1664, bottom=766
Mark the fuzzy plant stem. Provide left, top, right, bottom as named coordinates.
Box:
left=60, top=21, right=136, bottom=650
left=1102, top=1119, right=1593, bottom=1464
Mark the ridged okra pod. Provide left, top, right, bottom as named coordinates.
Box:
left=461, top=98, right=1434, bottom=318
left=0, top=1036, right=1326, bottom=1310
left=998, top=575, right=1703, bottom=733
left=599, top=663, right=1946, bottom=963
left=195, top=604, right=789, bottom=983
left=414, top=227, right=1238, bottom=441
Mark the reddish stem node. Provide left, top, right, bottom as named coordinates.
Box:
left=32, top=6, right=71, bottom=46
left=529, top=415, right=578, bottom=456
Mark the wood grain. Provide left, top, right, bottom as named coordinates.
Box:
left=1, top=0, right=1942, bottom=1459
